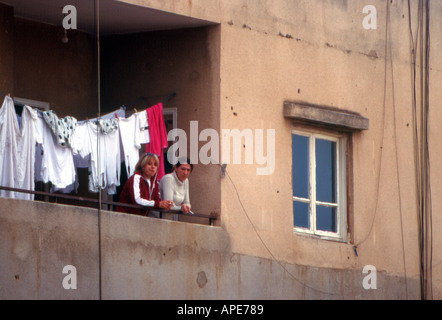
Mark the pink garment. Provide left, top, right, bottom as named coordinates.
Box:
left=145, top=102, right=168, bottom=180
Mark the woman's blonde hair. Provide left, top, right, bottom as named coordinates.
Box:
left=135, top=153, right=159, bottom=173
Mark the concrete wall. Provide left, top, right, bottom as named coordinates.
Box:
left=0, top=197, right=419, bottom=299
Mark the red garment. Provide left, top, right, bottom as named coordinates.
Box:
left=116, top=172, right=161, bottom=216
left=145, top=102, right=168, bottom=180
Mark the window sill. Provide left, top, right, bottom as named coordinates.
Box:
left=293, top=228, right=348, bottom=243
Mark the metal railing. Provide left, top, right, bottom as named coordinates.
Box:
left=0, top=185, right=217, bottom=225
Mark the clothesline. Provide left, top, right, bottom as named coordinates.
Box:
left=0, top=90, right=11, bottom=99
left=122, top=92, right=176, bottom=110
left=0, top=89, right=176, bottom=118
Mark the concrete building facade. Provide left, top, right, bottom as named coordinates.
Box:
left=0, top=0, right=441, bottom=300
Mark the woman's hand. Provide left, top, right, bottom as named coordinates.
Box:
left=159, top=200, right=174, bottom=210
left=181, top=204, right=191, bottom=214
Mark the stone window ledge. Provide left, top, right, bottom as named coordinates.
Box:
left=284, top=101, right=369, bottom=131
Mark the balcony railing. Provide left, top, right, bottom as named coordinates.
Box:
left=0, top=185, right=216, bottom=225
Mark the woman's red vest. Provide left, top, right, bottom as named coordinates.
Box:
left=116, top=172, right=161, bottom=216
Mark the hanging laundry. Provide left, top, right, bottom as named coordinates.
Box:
left=72, top=107, right=125, bottom=170
left=137, top=109, right=150, bottom=144
left=0, top=96, right=20, bottom=198
left=145, top=102, right=168, bottom=180
left=42, top=110, right=77, bottom=147
left=69, top=121, right=90, bottom=169
left=71, top=108, right=125, bottom=195
left=71, top=120, right=121, bottom=195
left=0, top=96, right=39, bottom=200
left=118, top=114, right=141, bottom=177
left=35, top=114, right=77, bottom=190
left=98, top=117, right=119, bottom=135
left=16, top=105, right=39, bottom=199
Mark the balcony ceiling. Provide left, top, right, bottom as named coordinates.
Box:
left=0, top=0, right=215, bottom=35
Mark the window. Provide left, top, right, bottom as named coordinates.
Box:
left=292, top=130, right=347, bottom=241
left=285, top=100, right=369, bottom=242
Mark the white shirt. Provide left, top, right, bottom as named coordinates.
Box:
left=77, top=121, right=121, bottom=195
left=70, top=121, right=90, bottom=168
left=16, top=105, right=39, bottom=199
left=0, top=96, right=19, bottom=198
left=137, top=110, right=150, bottom=144
left=0, top=97, right=39, bottom=200
left=36, top=115, right=76, bottom=190
left=133, top=173, right=155, bottom=207
left=118, top=114, right=141, bottom=177
left=159, top=171, right=190, bottom=210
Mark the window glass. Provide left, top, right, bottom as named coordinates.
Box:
left=292, top=134, right=309, bottom=199
left=316, top=205, right=337, bottom=232
left=315, top=138, right=336, bottom=204
left=293, top=201, right=310, bottom=229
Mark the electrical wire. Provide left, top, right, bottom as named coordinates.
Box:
left=409, top=0, right=425, bottom=300
left=349, top=1, right=429, bottom=301
left=418, top=0, right=433, bottom=301
left=408, top=0, right=433, bottom=300
left=94, top=0, right=103, bottom=301
left=224, top=169, right=337, bottom=297
left=388, top=0, right=409, bottom=300
left=422, top=0, right=433, bottom=300
left=353, top=0, right=390, bottom=249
